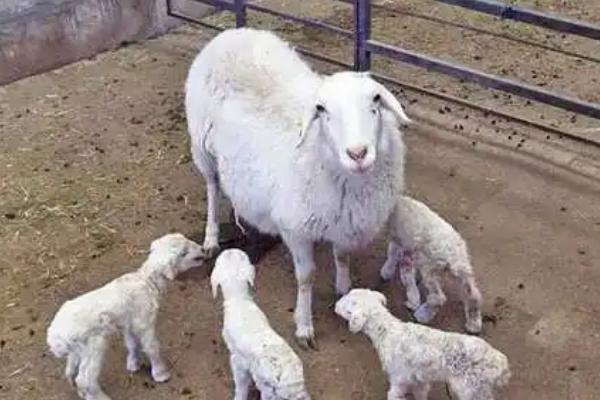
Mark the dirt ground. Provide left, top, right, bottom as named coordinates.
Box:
left=1, top=1, right=600, bottom=399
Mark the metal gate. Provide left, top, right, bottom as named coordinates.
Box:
left=167, top=0, right=600, bottom=141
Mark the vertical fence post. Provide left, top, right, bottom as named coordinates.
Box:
left=234, top=0, right=247, bottom=27
left=353, top=0, right=371, bottom=71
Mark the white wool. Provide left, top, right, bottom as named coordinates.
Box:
left=212, top=249, right=311, bottom=400
left=46, top=233, right=206, bottom=400
left=335, top=289, right=510, bottom=400
left=186, top=28, right=409, bottom=345
left=380, top=195, right=483, bottom=333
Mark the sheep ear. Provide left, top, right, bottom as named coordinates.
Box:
left=297, top=106, right=318, bottom=148
left=348, top=309, right=367, bottom=333
left=376, top=84, right=411, bottom=124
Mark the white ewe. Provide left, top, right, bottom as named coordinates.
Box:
left=186, top=28, right=410, bottom=348
left=335, top=289, right=510, bottom=400
left=380, top=196, right=483, bottom=333
left=211, top=249, right=311, bottom=400
left=46, top=233, right=207, bottom=400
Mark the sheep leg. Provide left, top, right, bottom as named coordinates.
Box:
left=283, top=233, right=318, bottom=350
left=413, top=271, right=446, bottom=324
left=230, top=354, right=252, bottom=400
left=333, top=246, right=352, bottom=297
left=411, top=383, right=431, bottom=400
left=65, top=352, right=80, bottom=386
left=124, top=331, right=141, bottom=372
left=460, top=273, right=483, bottom=334
left=380, top=241, right=402, bottom=282
left=398, top=250, right=421, bottom=311
left=139, top=329, right=170, bottom=383
left=75, top=336, right=110, bottom=400
left=194, top=141, right=221, bottom=257
left=387, top=379, right=410, bottom=400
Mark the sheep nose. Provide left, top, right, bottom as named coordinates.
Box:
left=346, top=146, right=368, bottom=162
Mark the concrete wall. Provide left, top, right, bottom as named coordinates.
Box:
left=0, top=0, right=212, bottom=85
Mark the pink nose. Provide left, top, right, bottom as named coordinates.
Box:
left=346, top=146, right=368, bottom=162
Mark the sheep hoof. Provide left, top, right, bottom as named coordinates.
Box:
left=296, top=336, right=319, bottom=351
left=413, top=304, right=435, bottom=324
left=202, top=244, right=220, bottom=259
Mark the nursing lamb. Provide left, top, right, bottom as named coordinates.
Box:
left=380, top=195, right=483, bottom=333
left=186, top=28, right=410, bottom=348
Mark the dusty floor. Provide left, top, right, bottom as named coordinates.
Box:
left=1, top=2, right=600, bottom=400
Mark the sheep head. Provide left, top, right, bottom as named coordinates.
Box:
left=147, top=233, right=207, bottom=280
left=298, top=71, right=411, bottom=174
left=210, top=249, right=256, bottom=299
left=335, top=289, right=388, bottom=333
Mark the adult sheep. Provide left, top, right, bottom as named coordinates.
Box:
left=186, top=28, right=410, bottom=348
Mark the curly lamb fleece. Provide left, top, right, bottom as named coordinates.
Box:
left=47, top=233, right=207, bottom=400
left=211, top=249, right=311, bottom=400
left=186, top=27, right=411, bottom=347
left=335, top=289, right=510, bottom=400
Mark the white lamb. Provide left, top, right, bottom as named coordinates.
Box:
left=335, top=289, right=510, bottom=400
left=211, top=249, right=311, bottom=400
left=380, top=195, right=483, bottom=333
left=186, top=28, right=411, bottom=348
left=46, top=233, right=207, bottom=400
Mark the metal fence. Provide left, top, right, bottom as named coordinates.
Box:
left=167, top=0, right=600, bottom=125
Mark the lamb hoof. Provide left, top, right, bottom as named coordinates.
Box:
left=465, top=319, right=482, bottom=335
left=85, top=391, right=112, bottom=400
left=413, top=304, right=435, bottom=324
left=404, top=300, right=420, bottom=312
left=151, top=368, right=171, bottom=383
left=126, top=358, right=141, bottom=373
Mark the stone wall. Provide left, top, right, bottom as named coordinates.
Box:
left=0, top=0, right=211, bottom=85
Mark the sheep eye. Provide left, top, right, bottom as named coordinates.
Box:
left=373, top=93, right=381, bottom=103
left=315, top=104, right=326, bottom=113
left=180, top=249, right=189, bottom=258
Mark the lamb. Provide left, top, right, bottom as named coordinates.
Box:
left=46, top=233, right=207, bottom=400
left=335, top=289, right=510, bottom=400
left=186, top=28, right=411, bottom=348
left=379, top=195, right=483, bottom=333
left=211, top=248, right=311, bottom=400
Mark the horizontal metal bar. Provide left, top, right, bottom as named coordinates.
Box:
left=184, top=0, right=234, bottom=11
left=295, top=47, right=353, bottom=69
left=367, top=40, right=600, bottom=119
left=433, top=0, right=600, bottom=40
left=371, top=71, right=600, bottom=148
left=245, top=2, right=352, bottom=38
left=337, top=0, right=600, bottom=64
left=167, top=8, right=226, bottom=30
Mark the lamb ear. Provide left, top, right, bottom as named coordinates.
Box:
left=374, top=291, right=387, bottom=307
left=211, top=279, right=221, bottom=299
left=348, top=309, right=367, bottom=333
left=297, top=106, right=319, bottom=148
left=375, top=83, right=411, bottom=124
left=163, top=261, right=177, bottom=280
